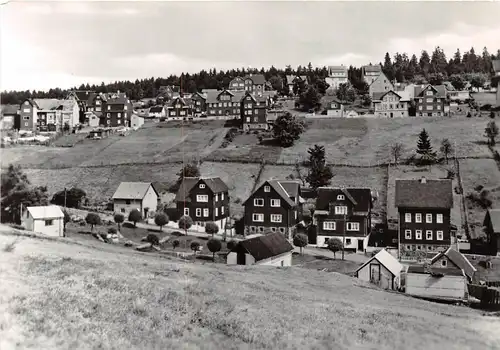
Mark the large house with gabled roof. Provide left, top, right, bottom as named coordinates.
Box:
left=372, top=90, right=410, bottom=118
left=325, top=65, right=348, bottom=90
left=313, top=187, right=373, bottom=251
left=202, top=89, right=245, bottom=119
left=285, top=75, right=308, bottom=95
left=241, top=91, right=269, bottom=131
left=112, top=182, right=159, bottom=219
left=243, top=74, right=267, bottom=94
left=243, top=179, right=303, bottom=239
left=413, top=84, right=448, bottom=117
left=175, top=177, right=230, bottom=231
left=165, top=96, right=193, bottom=120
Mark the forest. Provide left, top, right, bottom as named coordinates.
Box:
left=1, top=46, right=499, bottom=105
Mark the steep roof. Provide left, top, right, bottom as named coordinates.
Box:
left=328, top=65, right=348, bottom=74
left=112, top=182, right=157, bottom=200
left=26, top=205, right=64, bottom=219
left=33, top=99, right=63, bottom=111
left=233, top=232, right=294, bottom=262
left=493, top=60, right=500, bottom=73
left=244, top=180, right=298, bottom=208
left=203, top=177, right=229, bottom=194
left=395, top=178, right=453, bottom=209
left=486, top=209, right=500, bottom=233
left=70, top=90, right=95, bottom=101
left=149, top=106, right=164, bottom=113
left=286, top=75, right=308, bottom=85
left=107, top=94, right=130, bottom=105
left=0, top=104, right=19, bottom=115
left=414, top=84, right=447, bottom=98
left=245, top=74, right=266, bottom=85
left=355, top=249, right=403, bottom=277
left=407, top=265, right=465, bottom=277
left=316, top=187, right=372, bottom=212
left=175, top=177, right=228, bottom=202
left=362, top=64, right=382, bottom=73
left=431, top=248, right=476, bottom=280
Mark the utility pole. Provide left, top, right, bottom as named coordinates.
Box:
left=342, top=213, right=346, bottom=261
left=64, top=187, right=67, bottom=209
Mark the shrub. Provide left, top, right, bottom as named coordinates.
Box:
left=154, top=213, right=169, bottom=231
left=190, top=241, right=201, bottom=254
left=128, top=209, right=142, bottom=227
left=474, top=185, right=484, bottom=192
left=108, top=227, right=117, bottom=234
left=172, top=239, right=180, bottom=250
left=85, top=213, right=102, bottom=232
left=293, top=233, right=308, bottom=254
left=227, top=240, right=237, bottom=250
left=327, top=238, right=343, bottom=259
left=146, top=234, right=160, bottom=246
left=207, top=238, right=222, bottom=262
left=178, top=215, right=193, bottom=234
left=205, top=221, right=219, bottom=237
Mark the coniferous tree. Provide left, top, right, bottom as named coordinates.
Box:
left=416, top=129, right=437, bottom=165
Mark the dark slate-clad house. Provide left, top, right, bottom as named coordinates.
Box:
left=175, top=177, right=229, bottom=231
left=481, top=209, right=500, bottom=255
left=414, top=84, right=447, bottom=117
left=395, top=177, right=454, bottom=258
left=243, top=180, right=302, bottom=239
left=313, top=187, right=373, bottom=251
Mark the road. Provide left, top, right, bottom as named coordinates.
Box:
left=293, top=246, right=369, bottom=263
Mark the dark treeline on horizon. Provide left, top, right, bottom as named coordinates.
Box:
left=2, top=46, right=500, bottom=105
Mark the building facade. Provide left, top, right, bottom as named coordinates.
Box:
left=325, top=65, right=348, bottom=90
left=229, top=77, right=246, bottom=91
left=372, top=90, right=410, bottom=118
left=22, top=205, right=64, bottom=237
left=243, top=74, right=266, bottom=93
left=104, top=93, right=133, bottom=127
left=205, top=89, right=244, bottom=119
left=326, top=98, right=345, bottom=117
left=362, top=64, right=382, bottom=85
left=112, top=182, right=159, bottom=219
left=18, top=99, right=38, bottom=131
left=165, top=96, right=193, bottom=120
left=414, top=85, right=447, bottom=117
left=368, top=72, right=394, bottom=98
left=241, top=92, right=269, bottom=131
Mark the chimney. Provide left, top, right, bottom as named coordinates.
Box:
left=420, top=176, right=426, bottom=184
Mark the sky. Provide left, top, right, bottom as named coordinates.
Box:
left=1, top=0, right=500, bottom=92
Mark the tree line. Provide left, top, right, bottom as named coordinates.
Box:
left=2, top=46, right=499, bottom=105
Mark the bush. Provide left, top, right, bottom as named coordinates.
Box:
left=172, top=239, right=180, bottom=249
left=207, top=238, right=222, bottom=261
left=146, top=234, right=160, bottom=246
left=474, top=185, right=484, bottom=192
left=190, top=241, right=201, bottom=253
left=128, top=209, right=143, bottom=227
left=227, top=240, right=237, bottom=250
left=154, top=212, right=169, bottom=230
left=108, top=227, right=117, bottom=234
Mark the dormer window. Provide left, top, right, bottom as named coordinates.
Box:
left=264, top=186, right=270, bottom=192
left=441, top=260, right=447, bottom=267
left=199, top=184, right=205, bottom=189
left=337, top=195, right=345, bottom=200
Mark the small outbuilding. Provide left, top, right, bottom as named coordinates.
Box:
left=112, top=182, right=159, bottom=218
left=131, top=114, right=144, bottom=129
left=227, top=232, right=294, bottom=267
left=22, top=205, right=64, bottom=237
left=354, top=249, right=404, bottom=290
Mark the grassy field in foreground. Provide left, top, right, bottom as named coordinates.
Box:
left=1, top=230, right=499, bottom=350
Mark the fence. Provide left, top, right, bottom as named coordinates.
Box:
left=468, top=284, right=500, bottom=309
left=454, top=157, right=470, bottom=239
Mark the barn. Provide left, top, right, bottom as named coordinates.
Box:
left=354, top=249, right=404, bottom=290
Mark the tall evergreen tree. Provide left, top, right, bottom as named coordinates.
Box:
left=305, top=145, right=333, bottom=189
left=416, top=129, right=437, bottom=164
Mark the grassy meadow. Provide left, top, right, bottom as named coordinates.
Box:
left=1, top=230, right=499, bottom=350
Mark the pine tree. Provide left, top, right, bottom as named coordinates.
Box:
left=305, top=145, right=333, bottom=189
left=416, top=129, right=437, bottom=164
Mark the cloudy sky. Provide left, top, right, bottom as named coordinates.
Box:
left=1, top=0, right=500, bottom=91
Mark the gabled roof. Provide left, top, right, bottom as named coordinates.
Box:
left=443, top=81, right=456, bottom=91
left=355, top=249, right=403, bottom=277
left=315, top=187, right=372, bottom=212
left=369, top=72, right=393, bottom=88
left=486, top=209, right=500, bottom=233
left=26, top=205, right=64, bottom=219
left=328, top=65, right=348, bottom=75
left=112, top=182, right=158, bottom=200
left=493, top=60, right=500, bottom=73
left=175, top=177, right=228, bottom=202
left=149, top=106, right=164, bottom=113
left=431, top=248, right=476, bottom=280
left=107, top=93, right=130, bottom=105
left=407, top=265, right=465, bottom=276
left=33, top=99, right=64, bottom=111
left=372, top=90, right=401, bottom=102
left=233, top=232, right=294, bottom=262
left=244, top=74, right=266, bottom=85
left=69, top=90, right=95, bottom=101
left=362, top=64, right=382, bottom=73
left=0, top=104, right=19, bottom=115
left=414, top=84, right=447, bottom=98
left=243, top=180, right=298, bottom=208
left=395, top=178, right=453, bottom=209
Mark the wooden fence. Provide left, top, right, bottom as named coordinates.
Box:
left=468, top=284, right=500, bottom=309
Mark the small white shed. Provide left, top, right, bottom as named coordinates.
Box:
left=405, top=265, right=468, bottom=301
left=22, top=205, right=64, bottom=237
left=131, top=114, right=144, bottom=128
left=227, top=232, right=294, bottom=267
left=354, top=249, right=404, bottom=290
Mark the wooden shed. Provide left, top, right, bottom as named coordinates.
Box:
left=405, top=265, right=468, bottom=301
left=354, top=249, right=404, bottom=290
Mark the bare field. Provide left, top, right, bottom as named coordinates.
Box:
left=472, top=92, right=498, bottom=105
left=1, top=232, right=499, bottom=350
left=199, top=161, right=261, bottom=217
left=459, top=158, right=500, bottom=238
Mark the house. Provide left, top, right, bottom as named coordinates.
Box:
left=0, top=105, right=19, bottom=130
left=344, top=109, right=360, bottom=118
left=204, top=89, right=245, bottom=119
left=243, top=74, right=267, bottom=94
left=413, top=84, right=448, bottom=117
left=18, top=99, right=39, bottom=131
left=313, top=187, right=373, bottom=251
left=22, top=205, right=64, bottom=237
left=103, top=92, right=133, bottom=127
left=226, top=231, right=294, bottom=266
left=190, top=92, right=207, bottom=116
left=362, top=64, right=383, bottom=85
left=165, top=96, right=193, bottom=120
left=405, top=248, right=475, bottom=301
left=131, top=114, right=144, bottom=129
left=67, top=90, right=95, bottom=122
left=354, top=249, right=404, bottom=290
left=147, top=106, right=165, bottom=119
left=492, top=60, right=500, bottom=106
left=395, top=177, right=454, bottom=260
left=241, top=92, right=269, bottom=131
left=285, top=75, right=308, bottom=94
left=86, top=92, right=107, bottom=115
left=464, top=255, right=500, bottom=287
left=326, top=98, right=345, bottom=117
left=325, top=65, right=348, bottom=90
left=372, top=90, right=410, bottom=118
left=34, top=98, right=80, bottom=130
left=157, top=85, right=181, bottom=101
left=89, top=127, right=112, bottom=139
left=481, top=209, right=500, bottom=255
left=448, top=90, right=472, bottom=103
left=368, top=71, right=394, bottom=98
left=86, top=112, right=100, bottom=127
left=443, top=81, right=455, bottom=92
left=229, top=76, right=246, bottom=91
left=112, top=182, right=159, bottom=218
left=243, top=179, right=302, bottom=239
left=175, top=177, right=230, bottom=231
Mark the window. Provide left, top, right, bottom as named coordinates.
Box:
left=203, top=208, right=209, bottom=217
left=345, top=238, right=352, bottom=245
left=118, top=113, right=121, bottom=118
left=323, top=221, right=336, bottom=230
left=215, top=208, right=219, bottom=216
left=271, top=214, right=282, bottom=223
left=415, top=213, right=422, bottom=223
left=184, top=208, right=189, bottom=216
left=221, top=193, right=224, bottom=200
left=426, top=98, right=433, bottom=103
left=221, top=206, right=224, bottom=215
left=426, top=90, right=433, bottom=96
left=197, top=195, right=208, bottom=202
left=441, top=260, right=447, bottom=267
left=25, top=122, right=28, bottom=126
left=426, top=214, right=433, bottom=223
left=253, top=213, right=264, bottom=222
left=23, top=108, right=30, bottom=113
left=335, top=206, right=347, bottom=215
left=437, top=231, right=444, bottom=240
left=180, top=111, right=185, bottom=116
left=218, top=103, right=222, bottom=107
left=346, top=222, right=359, bottom=231
left=125, top=200, right=131, bottom=205
left=171, top=111, right=176, bottom=116
left=254, top=198, right=264, bottom=206
left=246, top=117, right=250, bottom=122
left=426, top=105, right=433, bottom=111
left=270, top=199, right=281, bottom=207
left=405, top=213, right=412, bottom=223
left=436, top=214, right=443, bottom=224
left=120, top=208, right=125, bottom=213
left=23, top=116, right=29, bottom=120
left=337, top=195, right=345, bottom=200
left=426, top=230, right=433, bottom=240
left=199, top=184, right=205, bottom=189
left=196, top=208, right=201, bottom=217
left=108, top=105, right=111, bottom=110
left=117, top=120, right=121, bottom=125
left=107, top=113, right=110, bottom=117
left=405, top=229, right=412, bottom=239
left=264, top=186, right=270, bottom=192
left=124, top=105, right=128, bottom=110
left=416, top=230, right=422, bottom=240
left=45, top=219, right=53, bottom=226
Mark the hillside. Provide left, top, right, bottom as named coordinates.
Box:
left=1, top=228, right=499, bottom=350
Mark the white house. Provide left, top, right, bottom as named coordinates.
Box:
left=86, top=112, right=100, bottom=127
left=147, top=106, right=165, bottom=119
left=112, top=182, right=159, bottom=218
left=325, top=65, right=348, bottom=90
left=226, top=232, right=294, bottom=267
left=354, top=249, right=404, bottom=290
left=22, top=205, right=64, bottom=237
left=131, top=114, right=144, bottom=129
